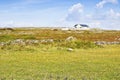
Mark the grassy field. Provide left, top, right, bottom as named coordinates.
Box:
left=0, top=28, right=120, bottom=80
left=0, top=45, right=120, bottom=80
left=0, top=28, right=120, bottom=42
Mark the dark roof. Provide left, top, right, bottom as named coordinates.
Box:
left=80, top=24, right=89, bottom=27
left=74, top=24, right=89, bottom=28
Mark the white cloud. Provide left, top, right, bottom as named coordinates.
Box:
left=106, top=9, right=120, bottom=19
left=62, top=2, right=120, bottom=30
left=89, top=21, right=101, bottom=28
left=69, top=3, right=83, bottom=13
left=63, top=3, right=103, bottom=28
left=92, top=9, right=120, bottom=29
left=65, top=3, right=84, bottom=21
left=96, top=0, right=118, bottom=8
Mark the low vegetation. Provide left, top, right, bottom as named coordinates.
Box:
left=0, top=28, right=120, bottom=42
left=0, top=28, right=120, bottom=80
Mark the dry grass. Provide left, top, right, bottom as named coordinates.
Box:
left=0, top=28, right=120, bottom=42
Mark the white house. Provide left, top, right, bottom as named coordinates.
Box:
left=73, top=24, right=90, bottom=30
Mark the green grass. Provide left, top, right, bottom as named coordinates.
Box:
left=0, top=28, right=120, bottom=80
left=0, top=45, right=120, bottom=80
left=0, top=35, right=15, bottom=42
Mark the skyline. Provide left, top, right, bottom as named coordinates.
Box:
left=0, top=0, right=120, bottom=30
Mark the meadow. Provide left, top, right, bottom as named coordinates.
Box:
left=0, top=28, right=120, bottom=80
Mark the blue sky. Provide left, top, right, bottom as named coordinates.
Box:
left=0, top=0, right=120, bottom=30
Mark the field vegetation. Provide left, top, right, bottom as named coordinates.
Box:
left=0, top=28, right=120, bottom=42
left=0, top=28, right=120, bottom=80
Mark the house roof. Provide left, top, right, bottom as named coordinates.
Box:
left=80, top=24, right=89, bottom=27
left=74, top=24, right=89, bottom=28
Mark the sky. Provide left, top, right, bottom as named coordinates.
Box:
left=0, top=0, right=120, bottom=30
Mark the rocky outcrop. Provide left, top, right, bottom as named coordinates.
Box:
left=0, top=39, right=54, bottom=46
left=94, top=41, right=120, bottom=45
left=65, top=36, right=77, bottom=41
